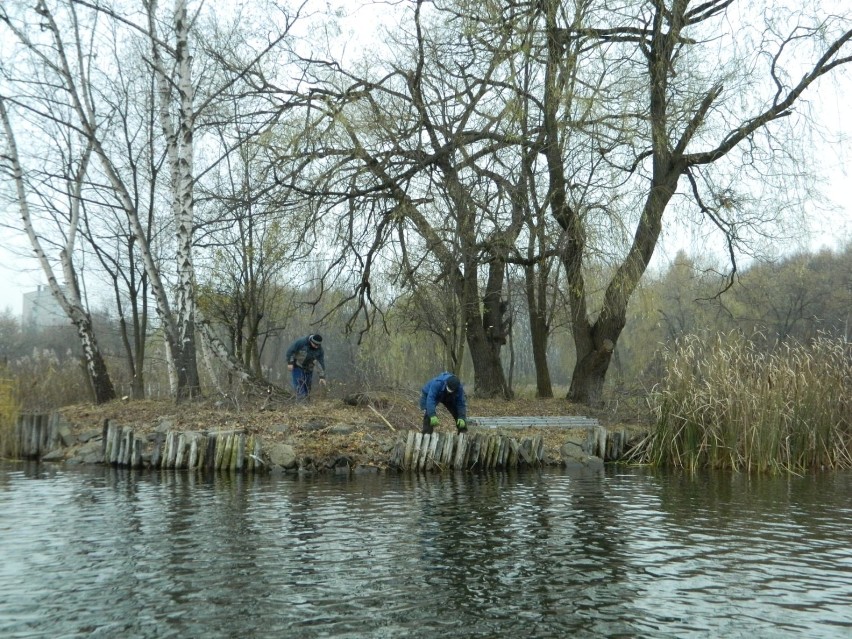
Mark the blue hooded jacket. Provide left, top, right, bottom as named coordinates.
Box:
left=420, top=372, right=467, bottom=419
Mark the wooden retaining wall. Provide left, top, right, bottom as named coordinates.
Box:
left=13, top=413, right=68, bottom=459
left=11, top=413, right=635, bottom=473
left=101, top=422, right=263, bottom=472
left=389, top=431, right=547, bottom=471
left=390, top=423, right=632, bottom=472
left=10, top=414, right=263, bottom=472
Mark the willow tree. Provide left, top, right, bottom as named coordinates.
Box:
left=547, top=0, right=851, bottom=404
left=266, top=0, right=568, bottom=398
left=439, top=0, right=852, bottom=404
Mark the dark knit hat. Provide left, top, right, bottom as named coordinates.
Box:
left=446, top=375, right=460, bottom=393
left=309, top=334, right=322, bottom=347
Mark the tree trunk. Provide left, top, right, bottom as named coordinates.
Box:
left=174, top=320, right=201, bottom=401
left=146, top=0, right=202, bottom=401
left=530, top=315, right=553, bottom=398
left=0, top=97, right=116, bottom=405
left=466, top=321, right=509, bottom=398
left=525, top=265, right=553, bottom=398
left=462, top=258, right=513, bottom=399
left=567, top=334, right=615, bottom=407
left=84, top=344, right=117, bottom=404
left=130, top=374, right=145, bottom=400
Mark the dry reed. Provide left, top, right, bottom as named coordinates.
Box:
left=0, top=377, right=21, bottom=458
left=633, top=333, right=851, bottom=472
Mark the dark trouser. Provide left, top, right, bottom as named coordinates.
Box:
left=291, top=367, right=313, bottom=399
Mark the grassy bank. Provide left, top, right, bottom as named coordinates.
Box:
left=633, top=333, right=851, bottom=473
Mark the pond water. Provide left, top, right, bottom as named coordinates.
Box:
left=1, top=461, right=850, bottom=638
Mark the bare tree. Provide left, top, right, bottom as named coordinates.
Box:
left=550, top=0, right=851, bottom=404
left=269, top=0, right=535, bottom=397
left=196, top=131, right=301, bottom=378
left=2, top=0, right=309, bottom=401
left=447, top=0, right=852, bottom=404
left=0, top=96, right=116, bottom=403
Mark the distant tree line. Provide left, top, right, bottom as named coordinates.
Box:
left=1, top=242, right=848, bottom=409
left=1, top=1, right=850, bottom=406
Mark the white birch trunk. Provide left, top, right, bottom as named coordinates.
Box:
left=12, top=2, right=183, bottom=396
left=164, top=332, right=177, bottom=397
left=148, top=0, right=201, bottom=398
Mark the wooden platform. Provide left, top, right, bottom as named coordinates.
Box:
left=467, top=415, right=599, bottom=430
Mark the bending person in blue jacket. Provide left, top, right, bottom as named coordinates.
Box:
left=286, top=334, right=327, bottom=399
left=420, top=372, right=467, bottom=435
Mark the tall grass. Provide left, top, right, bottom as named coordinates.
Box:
left=636, top=333, right=851, bottom=473
left=3, top=350, right=91, bottom=412
left=0, top=377, right=21, bottom=458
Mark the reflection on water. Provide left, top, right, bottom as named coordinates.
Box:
left=1, top=462, right=850, bottom=638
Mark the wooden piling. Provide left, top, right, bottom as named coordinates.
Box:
left=109, top=423, right=122, bottom=465
left=232, top=433, right=245, bottom=471
left=204, top=435, right=217, bottom=471
left=188, top=434, right=199, bottom=470
left=131, top=437, right=142, bottom=468
left=124, top=435, right=134, bottom=467
left=426, top=433, right=439, bottom=471
left=411, top=433, right=423, bottom=470
left=388, top=430, right=558, bottom=472
left=214, top=433, right=227, bottom=469
left=176, top=433, right=188, bottom=469
left=11, top=410, right=627, bottom=474
left=167, top=431, right=180, bottom=469
left=403, top=431, right=415, bottom=468
left=246, top=435, right=255, bottom=472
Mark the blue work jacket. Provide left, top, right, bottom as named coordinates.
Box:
left=420, top=372, right=467, bottom=419
left=286, top=336, right=326, bottom=375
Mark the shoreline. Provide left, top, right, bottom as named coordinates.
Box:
left=8, top=401, right=646, bottom=474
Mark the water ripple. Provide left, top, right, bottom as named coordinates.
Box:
left=1, top=464, right=850, bottom=638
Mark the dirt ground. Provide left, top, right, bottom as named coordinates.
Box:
left=56, top=389, right=651, bottom=469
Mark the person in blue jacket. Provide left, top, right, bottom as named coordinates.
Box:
left=420, top=372, right=467, bottom=435
left=286, top=334, right=327, bottom=399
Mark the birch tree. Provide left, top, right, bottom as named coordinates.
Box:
left=0, top=96, right=116, bottom=403
left=143, top=0, right=202, bottom=397
left=2, top=0, right=307, bottom=401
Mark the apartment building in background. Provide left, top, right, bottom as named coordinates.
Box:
left=21, top=285, right=68, bottom=328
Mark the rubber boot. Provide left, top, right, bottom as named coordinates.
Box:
left=422, top=414, right=433, bottom=435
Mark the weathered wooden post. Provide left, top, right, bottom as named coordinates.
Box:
left=204, top=435, right=217, bottom=471
left=403, top=431, right=416, bottom=469
left=131, top=438, right=142, bottom=468
left=453, top=432, right=468, bottom=469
